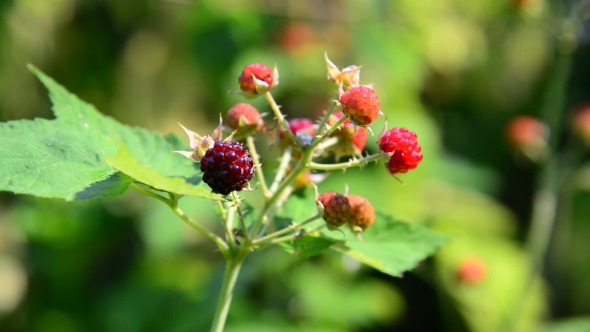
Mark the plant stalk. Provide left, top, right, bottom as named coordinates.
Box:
left=210, top=253, right=247, bottom=332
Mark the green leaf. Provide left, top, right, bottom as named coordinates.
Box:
left=542, top=317, right=590, bottom=332
left=0, top=65, right=215, bottom=200
left=274, top=187, right=318, bottom=230
left=0, top=116, right=124, bottom=200
left=279, top=235, right=339, bottom=258
left=104, top=143, right=221, bottom=200
left=328, top=213, right=449, bottom=277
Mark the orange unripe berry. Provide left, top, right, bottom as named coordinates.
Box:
left=456, top=257, right=487, bottom=284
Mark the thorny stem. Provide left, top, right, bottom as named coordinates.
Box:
left=246, top=136, right=270, bottom=198
left=270, top=146, right=293, bottom=193
left=267, top=224, right=327, bottom=246
left=309, top=115, right=348, bottom=150
left=307, top=152, right=383, bottom=171
left=265, top=91, right=300, bottom=148
left=315, top=101, right=337, bottom=137
left=232, top=192, right=251, bottom=243
left=253, top=213, right=322, bottom=245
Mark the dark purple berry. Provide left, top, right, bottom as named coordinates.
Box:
left=200, top=141, right=255, bottom=195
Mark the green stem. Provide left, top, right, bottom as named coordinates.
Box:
left=232, top=192, right=251, bottom=243
left=265, top=91, right=299, bottom=148
left=269, top=146, right=292, bottom=193
left=130, top=183, right=172, bottom=207
left=246, top=136, right=270, bottom=198
left=309, top=115, right=348, bottom=150
left=314, top=101, right=337, bottom=137
left=307, top=153, right=382, bottom=171
left=210, top=252, right=247, bottom=332
left=253, top=213, right=322, bottom=245
left=269, top=224, right=326, bottom=245
left=171, top=205, right=230, bottom=257
left=504, top=50, right=571, bottom=332
left=130, top=183, right=230, bottom=257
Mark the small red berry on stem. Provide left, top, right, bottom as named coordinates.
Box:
left=378, top=127, right=423, bottom=175
left=200, top=141, right=255, bottom=195
left=238, top=63, right=278, bottom=95
left=339, top=85, right=380, bottom=126
left=506, top=116, right=547, bottom=148
left=226, top=103, right=263, bottom=130
left=572, top=104, right=590, bottom=143
left=279, top=118, right=316, bottom=148
left=456, top=257, right=487, bottom=284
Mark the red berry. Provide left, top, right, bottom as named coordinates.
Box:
left=317, top=192, right=351, bottom=228
left=506, top=116, right=546, bottom=147
left=339, top=85, right=380, bottom=126
left=200, top=141, right=254, bottom=195
left=573, top=104, right=590, bottom=141
left=287, top=118, right=315, bottom=135
left=226, top=103, right=262, bottom=130
left=347, top=194, right=375, bottom=232
left=378, top=127, right=423, bottom=175
left=279, top=118, right=316, bottom=144
left=456, top=257, right=487, bottom=284
left=328, top=112, right=367, bottom=158
left=238, top=63, right=275, bottom=95
left=280, top=23, right=317, bottom=55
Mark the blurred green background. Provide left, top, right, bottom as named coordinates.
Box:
left=1, top=0, right=590, bottom=331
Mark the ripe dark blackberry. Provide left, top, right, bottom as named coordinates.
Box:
left=378, top=127, right=423, bottom=174
left=200, top=141, right=254, bottom=195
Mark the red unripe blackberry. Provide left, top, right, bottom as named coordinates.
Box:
left=317, top=192, right=351, bottom=228
left=286, top=118, right=315, bottom=135
left=573, top=104, right=590, bottom=141
left=279, top=118, right=316, bottom=148
left=456, top=257, right=487, bottom=284
left=226, top=103, right=262, bottom=130
left=339, top=85, right=380, bottom=126
left=200, top=141, right=254, bottom=195
left=506, top=116, right=547, bottom=148
left=238, top=63, right=275, bottom=94
left=347, top=194, right=375, bottom=232
left=378, top=127, right=423, bottom=174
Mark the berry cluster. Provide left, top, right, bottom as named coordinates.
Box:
left=176, top=56, right=424, bottom=227
left=317, top=191, right=375, bottom=233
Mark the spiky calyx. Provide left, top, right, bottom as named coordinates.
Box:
left=317, top=192, right=351, bottom=228
left=347, top=194, right=375, bottom=232
left=378, top=127, right=423, bottom=175
left=339, top=85, right=380, bottom=126
left=200, top=141, right=255, bottom=195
